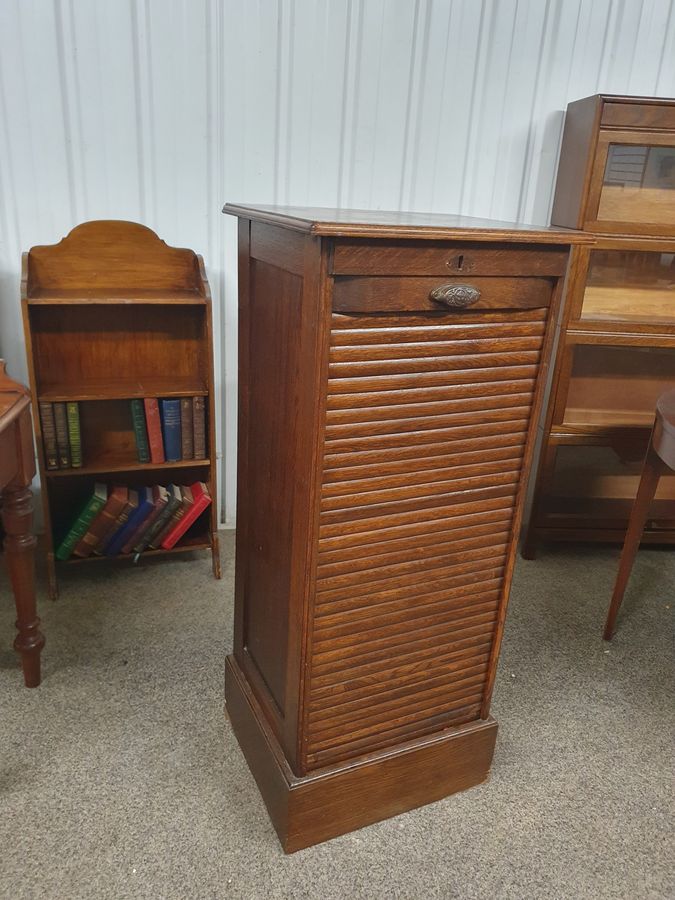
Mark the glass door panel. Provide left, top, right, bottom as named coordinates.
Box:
left=581, top=249, right=675, bottom=324
left=562, top=345, right=675, bottom=428
left=545, top=443, right=675, bottom=522
left=597, top=143, right=675, bottom=227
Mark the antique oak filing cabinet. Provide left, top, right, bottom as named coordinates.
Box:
left=223, top=204, right=591, bottom=851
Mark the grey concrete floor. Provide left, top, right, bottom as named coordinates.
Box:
left=1, top=532, right=673, bottom=899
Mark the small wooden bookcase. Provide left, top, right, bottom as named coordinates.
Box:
left=22, top=220, right=221, bottom=599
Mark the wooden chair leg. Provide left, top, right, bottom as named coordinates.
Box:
left=604, top=443, right=664, bottom=641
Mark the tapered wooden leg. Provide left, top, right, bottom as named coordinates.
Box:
left=604, top=444, right=664, bottom=641
left=2, top=485, right=44, bottom=686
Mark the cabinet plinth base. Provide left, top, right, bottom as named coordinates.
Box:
left=225, top=655, right=498, bottom=853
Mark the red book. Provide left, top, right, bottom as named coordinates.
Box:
left=160, top=482, right=211, bottom=549
left=144, top=398, right=165, bottom=464
left=153, top=485, right=193, bottom=547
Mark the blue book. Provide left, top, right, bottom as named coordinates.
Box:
left=160, top=398, right=182, bottom=462
left=105, top=487, right=153, bottom=557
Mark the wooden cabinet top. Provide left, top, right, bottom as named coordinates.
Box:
left=223, top=203, right=594, bottom=245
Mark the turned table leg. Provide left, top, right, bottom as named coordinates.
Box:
left=2, top=485, right=44, bottom=687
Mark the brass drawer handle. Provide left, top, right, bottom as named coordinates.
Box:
left=429, top=283, right=481, bottom=309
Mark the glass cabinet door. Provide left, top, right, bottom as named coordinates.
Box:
left=579, top=248, right=675, bottom=324
left=589, top=131, right=675, bottom=232
left=560, top=344, right=675, bottom=428
left=545, top=443, right=675, bottom=523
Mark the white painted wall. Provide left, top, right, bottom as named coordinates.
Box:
left=1, top=0, right=674, bottom=525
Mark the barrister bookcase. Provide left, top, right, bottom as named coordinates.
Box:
left=524, top=95, right=675, bottom=555
left=223, top=203, right=591, bottom=851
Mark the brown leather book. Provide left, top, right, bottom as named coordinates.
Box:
left=72, top=486, right=128, bottom=558
left=192, top=396, right=206, bottom=458
left=180, top=397, right=194, bottom=459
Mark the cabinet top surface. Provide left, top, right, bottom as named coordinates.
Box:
left=223, top=203, right=594, bottom=244
left=575, top=93, right=675, bottom=106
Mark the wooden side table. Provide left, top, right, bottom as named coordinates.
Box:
left=0, top=360, right=43, bottom=686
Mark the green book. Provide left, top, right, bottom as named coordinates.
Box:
left=66, top=401, right=82, bottom=467
left=55, top=483, right=107, bottom=561
left=130, top=399, right=150, bottom=463
left=53, top=402, right=72, bottom=468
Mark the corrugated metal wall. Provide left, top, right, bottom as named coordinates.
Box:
left=1, top=0, right=674, bottom=524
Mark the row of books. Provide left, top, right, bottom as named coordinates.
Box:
left=132, top=397, right=206, bottom=464
left=39, top=396, right=207, bottom=470
left=55, top=481, right=212, bottom=561
left=39, top=401, right=82, bottom=469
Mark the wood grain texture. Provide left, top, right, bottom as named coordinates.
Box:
left=526, top=95, right=675, bottom=555
left=225, top=654, right=497, bottom=853
left=601, top=100, right=675, bottom=131
left=302, top=309, right=546, bottom=769
left=331, top=240, right=569, bottom=276
left=550, top=95, right=602, bottom=230
left=22, top=221, right=219, bottom=598
left=0, top=361, right=43, bottom=688
left=333, top=275, right=553, bottom=313
left=223, top=203, right=595, bottom=245
left=227, top=206, right=579, bottom=850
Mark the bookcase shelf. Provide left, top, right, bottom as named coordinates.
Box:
left=22, top=220, right=221, bottom=598
left=38, top=378, right=208, bottom=402
left=60, top=516, right=211, bottom=565
left=27, top=289, right=207, bottom=305
left=45, top=459, right=211, bottom=478
left=62, top=539, right=212, bottom=565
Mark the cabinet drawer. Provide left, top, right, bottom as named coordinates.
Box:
left=331, top=239, right=569, bottom=277
left=333, top=275, right=553, bottom=313
left=601, top=101, right=675, bottom=131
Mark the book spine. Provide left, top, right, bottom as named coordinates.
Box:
left=66, top=402, right=82, bottom=467
left=130, top=399, right=150, bottom=463
left=144, top=399, right=165, bottom=464
left=151, top=495, right=186, bottom=548
left=38, top=401, right=58, bottom=470
left=135, top=498, right=175, bottom=553
left=73, top=492, right=126, bottom=558
left=192, top=396, right=206, bottom=459
left=123, top=500, right=164, bottom=555
left=97, top=500, right=133, bottom=556
left=55, top=493, right=106, bottom=561
left=180, top=397, right=194, bottom=460
left=53, top=402, right=71, bottom=468
left=107, top=495, right=152, bottom=557
left=161, top=490, right=211, bottom=550
left=160, top=399, right=182, bottom=462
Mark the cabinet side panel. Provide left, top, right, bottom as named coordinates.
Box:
left=238, top=260, right=303, bottom=712
left=550, top=96, right=601, bottom=229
